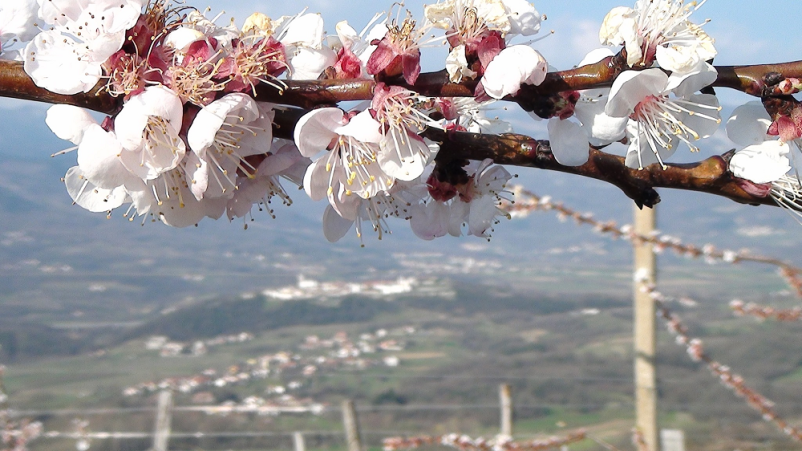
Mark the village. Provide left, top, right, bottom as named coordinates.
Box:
left=123, top=325, right=417, bottom=415
left=260, top=275, right=455, bottom=302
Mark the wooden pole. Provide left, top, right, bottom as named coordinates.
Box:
left=0, top=365, right=7, bottom=410
left=633, top=206, right=658, bottom=451
left=293, top=431, right=306, bottom=451
left=499, top=384, right=513, bottom=437
left=342, top=400, right=362, bottom=451
left=152, top=390, right=173, bottom=451
left=660, top=429, right=685, bottom=451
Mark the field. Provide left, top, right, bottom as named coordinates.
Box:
left=3, top=263, right=802, bottom=451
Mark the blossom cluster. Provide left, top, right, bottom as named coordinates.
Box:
left=17, top=0, right=314, bottom=227
left=6, top=0, right=534, bottom=241
left=2, top=0, right=799, bottom=240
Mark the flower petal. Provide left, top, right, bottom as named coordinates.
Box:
left=482, top=45, right=547, bottom=99
left=64, top=166, right=128, bottom=212
left=606, top=69, right=667, bottom=118
left=322, top=204, right=354, bottom=242
left=729, top=141, right=791, bottom=184
left=726, top=102, right=772, bottom=147
left=548, top=118, right=589, bottom=166
left=45, top=105, right=97, bottom=144
left=293, top=108, right=344, bottom=157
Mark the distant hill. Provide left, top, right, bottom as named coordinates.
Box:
left=120, top=295, right=401, bottom=342
left=116, top=283, right=627, bottom=344
left=0, top=320, right=87, bottom=362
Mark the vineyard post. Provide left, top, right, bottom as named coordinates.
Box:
left=342, top=399, right=363, bottom=451
left=152, top=390, right=173, bottom=451
left=500, top=383, right=513, bottom=437
left=634, top=206, right=658, bottom=451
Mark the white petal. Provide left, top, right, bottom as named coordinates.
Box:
left=726, top=102, right=772, bottom=147
left=163, top=28, right=206, bottom=53
left=467, top=195, right=498, bottom=237
left=23, top=31, right=103, bottom=95
left=599, top=6, right=635, bottom=45
left=678, top=93, right=720, bottom=139
left=115, top=86, right=183, bottom=150
left=118, top=130, right=185, bottom=181
left=574, top=95, right=627, bottom=145
left=501, top=0, right=541, bottom=36
left=336, top=110, right=383, bottom=143
left=729, top=141, right=791, bottom=184
left=184, top=151, right=209, bottom=200
left=446, top=45, right=475, bottom=83
left=474, top=160, right=511, bottom=194
left=77, top=125, right=133, bottom=189
left=605, top=69, right=667, bottom=117
left=378, top=133, right=434, bottom=181
left=655, top=45, right=701, bottom=75
left=303, top=158, right=332, bottom=201
left=482, top=45, right=548, bottom=99
left=409, top=201, right=449, bottom=240
left=0, top=0, right=39, bottom=42
left=448, top=200, right=469, bottom=237
left=234, top=103, right=276, bottom=157
left=64, top=166, right=128, bottom=212
left=624, top=120, right=678, bottom=169
left=288, top=46, right=337, bottom=80
left=188, top=93, right=259, bottom=152
left=293, top=108, right=343, bottom=157
left=45, top=105, right=97, bottom=144
left=281, top=13, right=325, bottom=47
left=548, top=118, right=589, bottom=166
left=322, top=204, right=354, bottom=242
left=258, top=143, right=306, bottom=176
left=666, top=62, right=717, bottom=98
left=335, top=21, right=359, bottom=49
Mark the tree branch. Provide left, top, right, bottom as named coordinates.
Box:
left=0, top=59, right=788, bottom=210
left=5, top=58, right=802, bottom=112
left=0, top=61, right=119, bottom=115
left=423, top=127, right=774, bottom=209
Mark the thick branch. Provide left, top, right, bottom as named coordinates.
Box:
left=0, top=61, right=119, bottom=115
left=424, top=128, right=775, bottom=209
left=255, top=57, right=802, bottom=108
left=0, top=60, right=787, bottom=210
left=4, top=58, right=802, bottom=113
left=715, top=60, right=802, bottom=96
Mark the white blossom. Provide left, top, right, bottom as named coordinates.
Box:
left=599, top=0, right=715, bottom=74
left=25, top=0, right=146, bottom=94
left=605, top=67, right=721, bottom=169
left=482, top=45, right=547, bottom=99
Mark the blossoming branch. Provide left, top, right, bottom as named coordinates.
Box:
left=1, top=0, right=802, bottom=242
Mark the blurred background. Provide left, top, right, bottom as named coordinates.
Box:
left=2, top=1, right=802, bottom=450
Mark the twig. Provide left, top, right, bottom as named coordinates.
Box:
left=503, top=187, right=802, bottom=294
left=647, top=286, right=802, bottom=441
left=730, top=300, right=802, bottom=322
